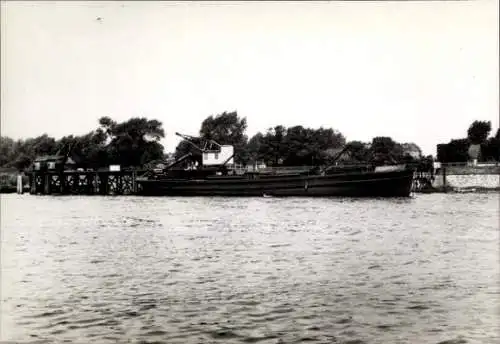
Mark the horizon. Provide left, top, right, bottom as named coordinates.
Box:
left=1, top=1, right=498, bottom=156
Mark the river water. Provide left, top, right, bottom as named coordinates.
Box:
left=1, top=193, right=499, bottom=344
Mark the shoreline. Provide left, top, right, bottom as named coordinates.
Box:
left=2, top=187, right=498, bottom=195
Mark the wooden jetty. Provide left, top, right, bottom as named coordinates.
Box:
left=28, top=170, right=141, bottom=195
left=20, top=153, right=146, bottom=196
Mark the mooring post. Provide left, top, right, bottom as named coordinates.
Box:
left=101, top=173, right=108, bottom=195
left=85, top=173, right=92, bottom=195
left=60, top=172, right=65, bottom=194
left=132, top=171, right=137, bottom=194
left=118, top=174, right=122, bottom=195
left=61, top=173, right=68, bottom=194
left=17, top=174, right=23, bottom=194
left=30, top=173, right=36, bottom=194
left=43, top=174, right=50, bottom=195
left=94, top=172, right=99, bottom=194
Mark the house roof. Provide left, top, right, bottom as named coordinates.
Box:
left=34, top=155, right=76, bottom=164
left=34, top=155, right=65, bottom=162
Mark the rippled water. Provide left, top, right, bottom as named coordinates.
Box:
left=1, top=193, right=499, bottom=344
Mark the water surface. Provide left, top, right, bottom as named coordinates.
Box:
left=1, top=193, right=499, bottom=343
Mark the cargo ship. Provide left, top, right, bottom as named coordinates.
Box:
left=136, top=133, right=414, bottom=197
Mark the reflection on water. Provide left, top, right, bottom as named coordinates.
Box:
left=1, top=194, right=499, bottom=344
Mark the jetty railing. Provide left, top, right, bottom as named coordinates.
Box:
left=26, top=169, right=149, bottom=196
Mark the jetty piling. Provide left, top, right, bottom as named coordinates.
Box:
left=16, top=175, right=23, bottom=194
left=27, top=170, right=143, bottom=196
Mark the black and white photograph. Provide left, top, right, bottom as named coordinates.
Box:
left=0, top=1, right=498, bottom=343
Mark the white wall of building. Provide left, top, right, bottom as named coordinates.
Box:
left=202, top=145, right=234, bottom=166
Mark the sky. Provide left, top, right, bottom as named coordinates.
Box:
left=1, top=1, right=498, bottom=156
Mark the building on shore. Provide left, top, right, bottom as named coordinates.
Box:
left=31, top=155, right=77, bottom=173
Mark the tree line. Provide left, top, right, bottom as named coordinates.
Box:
left=437, top=120, right=500, bottom=163
left=5, top=111, right=495, bottom=172
left=174, top=111, right=431, bottom=168
left=0, top=117, right=165, bottom=170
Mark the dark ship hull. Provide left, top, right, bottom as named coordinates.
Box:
left=136, top=169, right=414, bottom=197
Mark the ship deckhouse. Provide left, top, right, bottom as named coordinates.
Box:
left=202, top=145, right=234, bottom=166
left=174, top=132, right=235, bottom=168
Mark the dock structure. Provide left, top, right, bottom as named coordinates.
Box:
left=9, top=142, right=499, bottom=196
left=23, top=163, right=436, bottom=196
left=26, top=150, right=483, bottom=196
left=23, top=163, right=499, bottom=196
left=411, top=170, right=435, bottom=192
left=28, top=170, right=140, bottom=195
left=25, top=152, right=145, bottom=196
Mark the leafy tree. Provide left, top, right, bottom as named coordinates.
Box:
left=309, top=127, right=346, bottom=164
left=51, top=130, right=108, bottom=168
left=443, top=138, right=470, bottom=162
left=100, top=117, right=165, bottom=167
left=0, top=137, right=16, bottom=167
left=0, top=117, right=166, bottom=170
left=437, top=121, right=498, bottom=162
left=199, top=111, right=249, bottom=164
left=12, top=155, right=31, bottom=170
left=467, top=120, right=491, bottom=144
left=481, top=128, right=500, bottom=162
left=253, top=125, right=287, bottom=166
left=32, top=134, right=58, bottom=156
left=175, top=111, right=249, bottom=165
left=370, top=136, right=403, bottom=165
left=280, top=126, right=345, bottom=166
left=98, top=116, right=116, bottom=136
left=244, top=125, right=347, bottom=167
left=281, top=125, right=311, bottom=165
left=246, top=132, right=264, bottom=165
left=436, top=143, right=448, bottom=163
left=268, top=125, right=288, bottom=165
left=343, top=141, right=371, bottom=163
left=1, top=134, right=60, bottom=170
